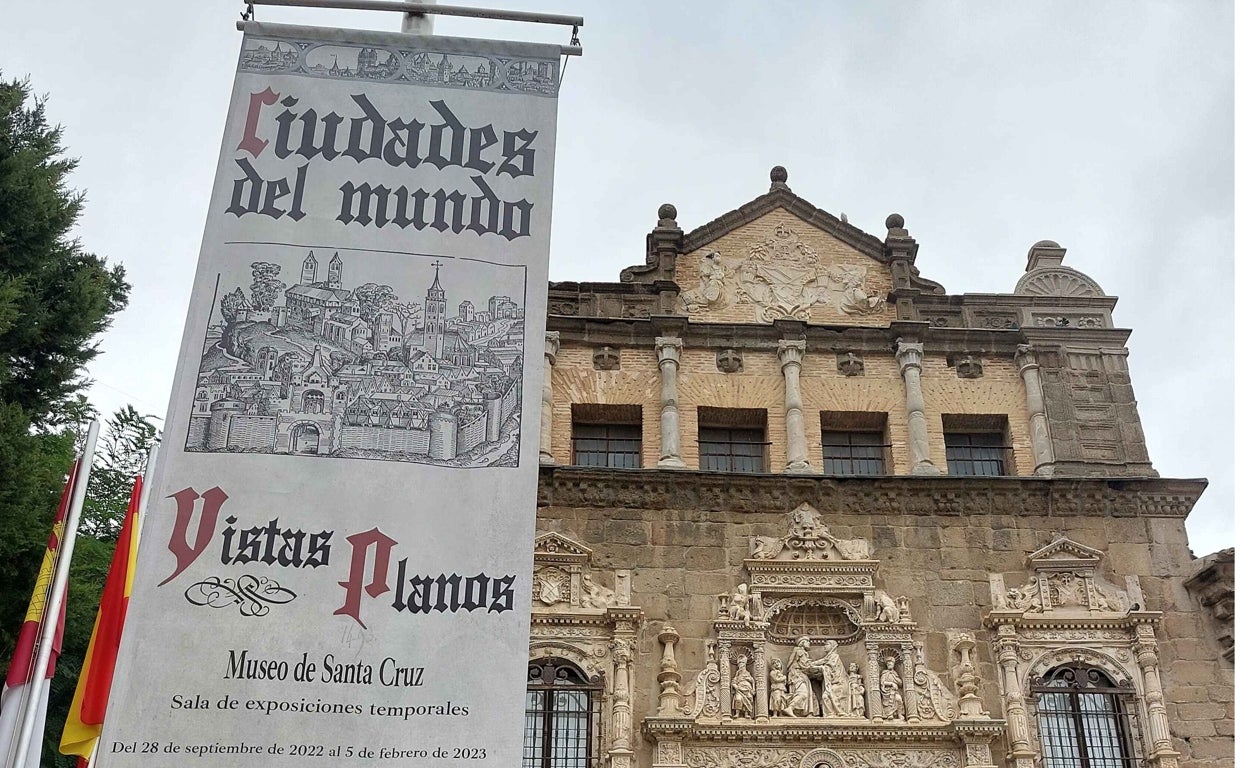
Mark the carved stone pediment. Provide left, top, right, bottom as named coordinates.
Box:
left=535, top=531, right=593, bottom=563
left=989, top=536, right=1138, bottom=615
left=750, top=503, right=872, bottom=562
left=532, top=532, right=630, bottom=610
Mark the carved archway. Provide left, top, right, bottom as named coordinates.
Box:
left=1026, top=646, right=1133, bottom=689
left=800, top=748, right=845, bottom=768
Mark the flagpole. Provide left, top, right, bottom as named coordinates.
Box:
left=133, top=442, right=159, bottom=552
left=11, top=420, right=100, bottom=768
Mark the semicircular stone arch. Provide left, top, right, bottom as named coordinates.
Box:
left=800, top=748, right=845, bottom=768
left=529, top=641, right=608, bottom=682
left=1025, top=646, right=1133, bottom=688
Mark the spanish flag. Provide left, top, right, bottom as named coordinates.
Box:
left=0, top=460, right=77, bottom=768
left=59, top=474, right=142, bottom=767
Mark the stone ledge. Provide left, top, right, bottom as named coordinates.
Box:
left=537, top=466, right=1206, bottom=520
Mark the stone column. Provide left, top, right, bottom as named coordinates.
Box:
left=896, top=340, right=940, bottom=474
left=718, top=640, right=732, bottom=721
left=540, top=332, right=559, bottom=464
left=753, top=645, right=769, bottom=721
left=1134, top=626, right=1178, bottom=765
left=900, top=645, right=918, bottom=722
left=1015, top=344, right=1054, bottom=475
left=610, top=638, right=634, bottom=754
left=656, top=337, right=686, bottom=468
left=778, top=340, right=813, bottom=473
left=865, top=642, right=882, bottom=721
left=995, top=630, right=1035, bottom=768
left=657, top=626, right=682, bottom=716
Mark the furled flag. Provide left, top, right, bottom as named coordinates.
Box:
left=0, top=460, right=78, bottom=768
left=60, top=474, right=143, bottom=767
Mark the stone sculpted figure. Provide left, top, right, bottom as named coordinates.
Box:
left=681, top=251, right=727, bottom=312
left=873, top=589, right=900, bottom=623
left=728, top=584, right=752, bottom=623
left=830, top=265, right=884, bottom=315
left=767, top=657, right=792, bottom=717
left=749, top=535, right=784, bottom=560
left=848, top=662, right=866, bottom=718
left=581, top=571, right=616, bottom=609
left=731, top=653, right=755, bottom=719
left=879, top=656, right=905, bottom=721
left=787, top=637, right=818, bottom=717
left=1004, top=578, right=1040, bottom=611
left=812, top=640, right=850, bottom=717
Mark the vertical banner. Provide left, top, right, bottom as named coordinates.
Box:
left=97, top=22, right=559, bottom=767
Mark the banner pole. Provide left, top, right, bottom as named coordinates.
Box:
left=11, top=420, right=100, bottom=768
left=402, top=0, right=435, bottom=34
left=133, top=442, right=160, bottom=552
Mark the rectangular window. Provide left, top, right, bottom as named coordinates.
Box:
left=698, top=407, right=768, bottom=473
left=943, top=414, right=1012, bottom=476
left=821, top=411, right=889, bottom=476
left=571, top=404, right=641, bottom=468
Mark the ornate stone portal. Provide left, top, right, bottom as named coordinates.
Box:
left=531, top=533, right=642, bottom=768
left=644, top=504, right=1003, bottom=768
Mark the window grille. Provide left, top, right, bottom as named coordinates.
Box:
left=822, top=431, right=887, bottom=475
left=698, top=426, right=768, bottom=473
left=944, top=432, right=1011, bottom=476
left=523, top=659, right=603, bottom=768
left=1032, top=663, right=1143, bottom=768
left=572, top=423, right=641, bottom=468
left=767, top=603, right=861, bottom=645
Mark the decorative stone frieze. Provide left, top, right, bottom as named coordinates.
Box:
left=1183, top=548, right=1235, bottom=661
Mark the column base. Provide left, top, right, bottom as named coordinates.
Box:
left=658, top=457, right=687, bottom=469
left=785, top=460, right=814, bottom=474
left=911, top=461, right=941, bottom=475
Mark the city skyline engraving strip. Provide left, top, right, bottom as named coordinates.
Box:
left=238, top=36, right=561, bottom=97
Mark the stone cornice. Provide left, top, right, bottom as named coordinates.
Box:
left=983, top=611, right=1163, bottom=631
left=537, top=467, right=1206, bottom=520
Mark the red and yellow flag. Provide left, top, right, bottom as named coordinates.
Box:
left=59, top=474, right=143, bottom=766
left=0, top=460, right=78, bottom=768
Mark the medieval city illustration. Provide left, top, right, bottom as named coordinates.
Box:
left=184, top=249, right=526, bottom=467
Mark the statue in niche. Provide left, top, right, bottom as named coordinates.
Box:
left=873, top=589, right=900, bottom=623
left=681, top=251, right=727, bottom=312
left=768, top=657, right=792, bottom=717
left=787, top=637, right=818, bottom=717
left=847, top=663, right=866, bottom=718
left=879, top=656, right=905, bottom=721
left=731, top=652, right=755, bottom=719
left=581, top=571, right=615, bottom=609
left=828, top=264, right=884, bottom=315
left=811, top=640, right=850, bottom=717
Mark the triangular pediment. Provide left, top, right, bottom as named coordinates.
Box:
left=1027, top=536, right=1104, bottom=567
left=534, top=532, right=593, bottom=563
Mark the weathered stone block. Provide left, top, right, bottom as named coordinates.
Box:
left=604, top=519, right=650, bottom=545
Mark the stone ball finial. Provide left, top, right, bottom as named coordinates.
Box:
left=657, top=203, right=677, bottom=223
left=770, top=166, right=788, bottom=184
left=885, top=213, right=905, bottom=230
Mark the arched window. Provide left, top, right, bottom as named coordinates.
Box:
left=523, top=659, right=602, bottom=768
left=1032, top=663, right=1141, bottom=768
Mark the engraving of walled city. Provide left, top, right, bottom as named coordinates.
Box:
left=186, top=250, right=525, bottom=468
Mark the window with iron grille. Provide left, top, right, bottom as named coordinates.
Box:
left=1033, top=664, right=1143, bottom=768
left=823, top=431, right=887, bottom=475
left=572, top=424, right=641, bottom=468
left=571, top=404, right=641, bottom=468
left=523, top=659, right=603, bottom=768
left=944, top=431, right=1010, bottom=476
left=698, top=426, right=767, bottom=472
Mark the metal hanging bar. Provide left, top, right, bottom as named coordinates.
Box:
left=245, top=0, right=583, bottom=27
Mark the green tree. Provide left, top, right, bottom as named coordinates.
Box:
left=79, top=406, right=159, bottom=540
left=0, top=76, right=130, bottom=766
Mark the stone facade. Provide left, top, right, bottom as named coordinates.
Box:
left=529, top=169, right=1232, bottom=768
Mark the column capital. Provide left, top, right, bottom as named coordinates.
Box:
left=895, top=338, right=924, bottom=373
left=1014, top=343, right=1038, bottom=371
left=655, top=336, right=683, bottom=364
left=544, top=331, right=561, bottom=364
left=777, top=339, right=806, bottom=369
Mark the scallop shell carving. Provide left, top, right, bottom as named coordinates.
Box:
left=1015, top=268, right=1105, bottom=297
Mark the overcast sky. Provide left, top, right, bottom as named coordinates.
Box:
left=1, top=1, right=1232, bottom=553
